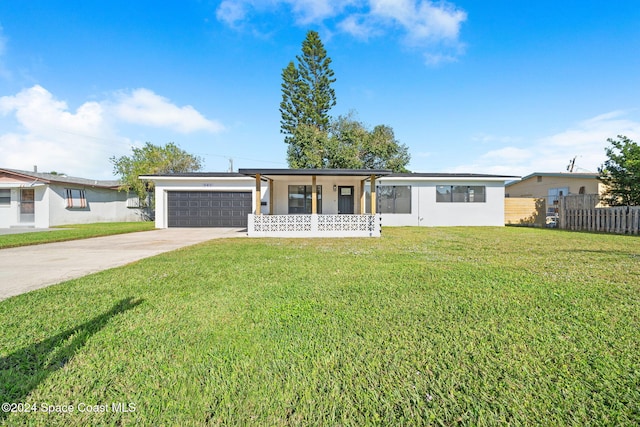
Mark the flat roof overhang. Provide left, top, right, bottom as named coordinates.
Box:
left=140, top=172, right=248, bottom=179
left=381, top=173, right=520, bottom=183
left=139, top=173, right=254, bottom=184
left=238, top=168, right=392, bottom=180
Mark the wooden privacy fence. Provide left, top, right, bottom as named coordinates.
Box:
left=504, top=197, right=546, bottom=226
left=558, top=194, right=640, bottom=234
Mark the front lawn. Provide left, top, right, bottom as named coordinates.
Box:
left=0, top=222, right=155, bottom=249
left=0, top=227, right=638, bottom=426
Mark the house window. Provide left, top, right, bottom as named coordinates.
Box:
left=127, top=194, right=141, bottom=208
left=288, top=185, right=322, bottom=214
left=66, top=189, right=87, bottom=209
left=436, top=186, right=486, bottom=203
left=0, top=189, right=10, bottom=206
left=377, top=186, right=411, bottom=213
left=127, top=191, right=150, bottom=208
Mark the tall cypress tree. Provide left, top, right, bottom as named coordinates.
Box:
left=280, top=30, right=336, bottom=168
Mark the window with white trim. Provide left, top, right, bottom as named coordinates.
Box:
left=436, top=186, right=486, bottom=203
left=0, top=189, right=10, bottom=206
left=127, top=194, right=141, bottom=208
left=65, top=189, right=87, bottom=209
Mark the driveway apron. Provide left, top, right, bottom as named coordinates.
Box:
left=0, top=228, right=245, bottom=301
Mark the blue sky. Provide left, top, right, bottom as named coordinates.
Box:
left=1, top=1, right=639, bottom=179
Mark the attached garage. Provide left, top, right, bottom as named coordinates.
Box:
left=167, top=191, right=252, bottom=227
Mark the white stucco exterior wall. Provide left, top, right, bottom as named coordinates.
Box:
left=149, top=176, right=264, bottom=228
left=47, top=185, right=143, bottom=226
left=0, top=195, right=12, bottom=227
left=0, top=188, right=21, bottom=227
left=0, top=185, right=49, bottom=228
left=35, top=186, right=49, bottom=228
left=376, top=178, right=507, bottom=227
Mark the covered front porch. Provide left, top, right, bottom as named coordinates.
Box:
left=238, top=169, right=391, bottom=237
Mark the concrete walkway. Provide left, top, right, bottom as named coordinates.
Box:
left=0, top=228, right=246, bottom=301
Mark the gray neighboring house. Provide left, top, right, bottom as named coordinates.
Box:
left=0, top=168, right=146, bottom=228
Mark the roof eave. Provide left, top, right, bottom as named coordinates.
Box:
left=139, top=174, right=253, bottom=181
left=0, top=168, right=52, bottom=184
left=238, top=168, right=392, bottom=178
left=382, top=174, right=520, bottom=182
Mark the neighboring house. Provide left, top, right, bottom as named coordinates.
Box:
left=142, top=169, right=517, bottom=237
left=505, top=172, right=605, bottom=221
left=0, top=168, right=146, bottom=228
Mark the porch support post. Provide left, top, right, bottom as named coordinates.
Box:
left=370, top=174, right=376, bottom=215
left=269, top=179, right=274, bottom=215
left=360, top=179, right=365, bottom=214
left=255, top=173, right=261, bottom=215
left=311, top=175, right=317, bottom=214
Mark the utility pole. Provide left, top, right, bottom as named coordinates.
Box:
left=228, top=158, right=234, bottom=173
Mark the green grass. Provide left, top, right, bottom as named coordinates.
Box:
left=0, top=227, right=638, bottom=426
left=0, top=222, right=155, bottom=249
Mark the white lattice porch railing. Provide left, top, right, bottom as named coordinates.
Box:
left=248, top=214, right=381, bottom=237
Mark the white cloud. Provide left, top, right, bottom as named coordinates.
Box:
left=368, top=0, right=466, bottom=44
left=452, top=111, right=640, bottom=177
left=113, top=89, right=224, bottom=134
left=0, top=85, right=225, bottom=179
left=471, top=133, right=522, bottom=144
left=286, top=0, right=356, bottom=23
left=337, top=13, right=380, bottom=40
left=216, top=0, right=251, bottom=27
left=0, top=86, right=122, bottom=178
left=218, top=0, right=359, bottom=27
left=422, top=51, right=459, bottom=66
left=216, top=0, right=467, bottom=64
left=0, top=85, right=105, bottom=135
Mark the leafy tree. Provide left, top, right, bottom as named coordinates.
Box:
left=598, top=135, right=640, bottom=206
left=110, top=142, right=203, bottom=206
left=326, top=114, right=411, bottom=172
left=280, top=30, right=336, bottom=165
left=324, top=114, right=369, bottom=169
left=361, top=124, right=410, bottom=172
left=287, top=124, right=329, bottom=169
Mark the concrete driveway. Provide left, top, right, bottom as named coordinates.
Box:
left=0, top=228, right=246, bottom=301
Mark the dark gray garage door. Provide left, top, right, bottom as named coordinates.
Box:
left=167, top=191, right=251, bottom=227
